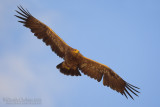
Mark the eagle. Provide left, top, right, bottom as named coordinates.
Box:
left=15, top=6, right=140, bottom=99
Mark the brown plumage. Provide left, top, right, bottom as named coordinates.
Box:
left=15, top=6, right=140, bottom=99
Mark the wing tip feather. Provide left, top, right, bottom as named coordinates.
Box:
left=15, top=5, right=32, bottom=19
left=122, top=82, right=140, bottom=100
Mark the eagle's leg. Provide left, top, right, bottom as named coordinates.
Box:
left=56, top=62, right=81, bottom=76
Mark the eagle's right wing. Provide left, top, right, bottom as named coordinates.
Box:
left=78, top=56, right=140, bottom=99
left=15, top=6, right=71, bottom=58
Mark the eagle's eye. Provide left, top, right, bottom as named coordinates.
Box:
left=73, top=49, right=79, bottom=53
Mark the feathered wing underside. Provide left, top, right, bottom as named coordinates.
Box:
left=78, top=56, right=140, bottom=99
left=15, top=6, right=71, bottom=58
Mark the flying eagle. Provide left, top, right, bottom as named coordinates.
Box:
left=15, top=6, right=140, bottom=99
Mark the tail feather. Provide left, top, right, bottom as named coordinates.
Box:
left=56, top=62, right=81, bottom=76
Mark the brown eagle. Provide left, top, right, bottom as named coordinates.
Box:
left=15, top=6, right=140, bottom=99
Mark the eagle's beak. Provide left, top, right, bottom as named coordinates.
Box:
left=74, top=50, right=79, bottom=53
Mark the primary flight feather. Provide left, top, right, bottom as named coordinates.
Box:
left=15, top=6, right=140, bottom=99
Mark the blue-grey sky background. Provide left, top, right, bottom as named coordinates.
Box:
left=0, top=0, right=160, bottom=107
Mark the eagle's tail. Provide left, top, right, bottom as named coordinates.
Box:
left=56, top=62, right=81, bottom=76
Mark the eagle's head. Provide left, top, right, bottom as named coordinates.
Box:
left=73, top=49, right=79, bottom=54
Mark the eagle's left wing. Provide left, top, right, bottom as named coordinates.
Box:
left=78, top=56, right=140, bottom=99
left=15, top=6, right=71, bottom=58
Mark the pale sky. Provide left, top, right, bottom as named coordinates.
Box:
left=0, top=0, right=160, bottom=107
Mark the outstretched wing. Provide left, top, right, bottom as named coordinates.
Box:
left=78, top=56, right=140, bottom=99
left=15, top=6, right=71, bottom=58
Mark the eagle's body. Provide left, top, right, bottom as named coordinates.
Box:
left=57, top=48, right=82, bottom=76
left=15, top=6, right=140, bottom=99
